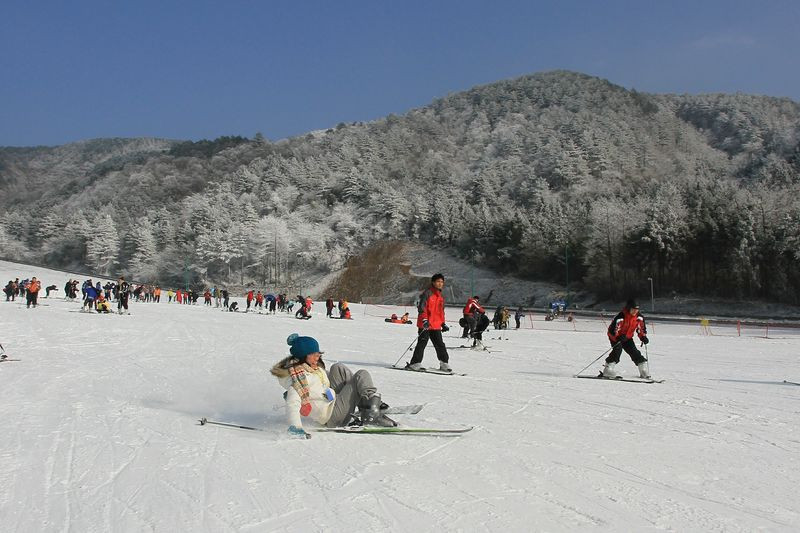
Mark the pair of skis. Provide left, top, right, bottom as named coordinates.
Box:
left=575, top=373, right=664, bottom=384
left=198, top=408, right=473, bottom=437
left=448, top=344, right=499, bottom=353
left=389, top=364, right=467, bottom=377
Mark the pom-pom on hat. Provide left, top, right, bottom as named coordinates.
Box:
left=287, top=333, right=322, bottom=360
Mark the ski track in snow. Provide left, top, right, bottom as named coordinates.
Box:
left=1, top=260, right=800, bottom=531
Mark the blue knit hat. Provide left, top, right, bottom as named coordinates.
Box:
left=287, top=333, right=322, bottom=360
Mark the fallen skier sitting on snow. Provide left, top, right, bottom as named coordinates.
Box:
left=385, top=312, right=412, bottom=324
left=271, top=334, right=396, bottom=438
left=95, top=294, right=112, bottom=313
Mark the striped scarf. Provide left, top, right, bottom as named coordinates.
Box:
left=288, top=363, right=330, bottom=405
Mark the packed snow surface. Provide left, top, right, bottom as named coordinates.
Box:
left=1, top=261, right=799, bottom=532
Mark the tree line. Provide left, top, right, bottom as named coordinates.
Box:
left=1, top=70, right=798, bottom=302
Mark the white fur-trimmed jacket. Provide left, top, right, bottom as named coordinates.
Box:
left=270, top=356, right=336, bottom=429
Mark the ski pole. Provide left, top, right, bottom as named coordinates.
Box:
left=392, top=329, right=427, bottom=367
left=199, top=417, right=265, bottom=431
left=644, top=343, right=651, bottom=377
left=573, top=341, right=621, bottom=377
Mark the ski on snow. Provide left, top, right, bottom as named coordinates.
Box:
left=464, top=344, right=499, bottom=353
left=447, top=345, right=499, bottom=353
left=575, top=374, right=664, bottom=384
left=198, top=417, right=469, bottom=437
left=198, top=405, right=423, bottom=431
left=312, top=425, right=473, bottom=435
left=389, top=365, right=467, bottom=376
left=784, top=380, right=800, bottom=386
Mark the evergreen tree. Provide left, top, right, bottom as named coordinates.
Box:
left=127, top=219, right=158, bottom=281
left=85, top=212, right=120, bottom=275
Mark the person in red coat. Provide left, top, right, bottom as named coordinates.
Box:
left=602, top=299, right=651, bottom=378
left=407, top=273, right=452, bottom=372
left=246, top=290, right=255, bottom=312
left=461, top=296, right=485, bottom=338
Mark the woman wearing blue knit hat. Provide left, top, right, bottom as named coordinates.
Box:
left=271, top=333, right=396, bottom=438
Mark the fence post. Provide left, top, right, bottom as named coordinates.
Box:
left=737, top=320, right=741, bottom=337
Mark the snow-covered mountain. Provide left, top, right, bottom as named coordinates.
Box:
left=2, top=70, right=800, bottom=304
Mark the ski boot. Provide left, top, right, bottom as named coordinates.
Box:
left=360, top=395, right=397, bottom=427
left=601, top=362, right=618, bottom=378
left=637, top=362, right=651, bottom=379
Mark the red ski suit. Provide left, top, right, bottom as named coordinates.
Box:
left=607, top=308, right=647, bottom=342
left=463, top=297, right=484, bottom=316
left=416, top=287, right=446, bottom=330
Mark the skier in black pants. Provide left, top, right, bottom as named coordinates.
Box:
left=221, top=289, right=230, bottom=309
left=470, top=312, right=491, bottom=348
left=602, top=299, right=650, bottom=378
left=116, top=277, right=130, bottom=315
left=407, top=273, right=452, bottom=372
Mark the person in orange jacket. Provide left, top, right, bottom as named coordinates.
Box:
left=26, top=277, right=42, bottom=308
left=386, top=313, right=402, bottom=324
left=385, top=312, right=411, bottom=324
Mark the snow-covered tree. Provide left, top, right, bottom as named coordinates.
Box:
left=85, top=212, right=120, bottom=275
left=127, top=219, right=158, bottom=281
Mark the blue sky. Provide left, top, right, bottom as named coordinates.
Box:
left=1, top=0, right=798, bottom=146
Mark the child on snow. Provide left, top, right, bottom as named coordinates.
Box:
left=602, top=299, right=650, bottom=379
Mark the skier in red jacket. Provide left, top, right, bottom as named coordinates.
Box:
left=246, top=290, right=254, bottom=312
left=407, top=273, right=452, bottom=372
left=602, top=299, right=650, bottom=378
left=461, top=296, right=484, bottom=338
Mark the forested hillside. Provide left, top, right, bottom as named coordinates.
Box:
left=1, top=71, right=799, bottom=302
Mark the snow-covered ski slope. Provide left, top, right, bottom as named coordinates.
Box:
left=1, top=261, right=799, bottom=531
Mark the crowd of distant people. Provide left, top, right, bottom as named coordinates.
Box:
left=3, top=274, right=357, bottom=321
left=4, top=273, right=539, bottom=333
